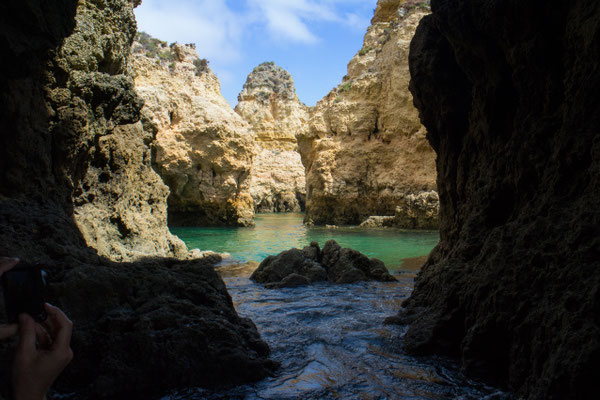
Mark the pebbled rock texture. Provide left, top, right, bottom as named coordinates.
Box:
left=132, top=36, right=256, bottom=227
left=236, top=62, right=308, bottom=213
left=298, top=0, right=438, bottom=227
left=251, top=240, right=396, bottom=288
left=0, top=0, right=275, bottom=397
left=395, top=0, right=600, bottom=399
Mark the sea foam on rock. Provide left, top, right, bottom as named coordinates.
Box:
left=251, top=241, right=396, bottom=288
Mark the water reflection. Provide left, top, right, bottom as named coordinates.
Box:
left=164, top=268, right=511, bottom=400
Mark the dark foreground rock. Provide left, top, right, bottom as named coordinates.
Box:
left=394, top=0, right=600, bottom=399
left=0, top=0, right=275, bottom=398
left=251, top=241, right=396, bottom=288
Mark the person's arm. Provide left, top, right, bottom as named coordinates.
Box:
left=0, top=257, right=73, bottom=400
left=12, top=304, right=73, bottom=400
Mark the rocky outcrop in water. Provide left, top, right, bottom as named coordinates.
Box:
left=392, top=0, right=600, bottom=399
left=251, top=241, right=396, bottom=288
left=236, top=62, right=308, bottom=212
left=0, top=0, right=274, bottom=397
left=297, top=0, right=437, bottom=227
left=132, top=36, right=255, bottom=226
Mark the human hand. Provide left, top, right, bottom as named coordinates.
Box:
left=12, top=303, right=73, bottom=400
left=0, top=257, right=19, bottom=340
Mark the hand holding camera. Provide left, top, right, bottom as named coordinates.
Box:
left=1, top=257, right=73, bottom=400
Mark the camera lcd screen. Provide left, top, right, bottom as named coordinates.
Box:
left=1, top=263, right=46, bottom=323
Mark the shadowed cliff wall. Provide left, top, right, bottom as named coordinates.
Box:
left=396, top=0, right=600, bottom=398
left=0, top=0, right=275, bottom=397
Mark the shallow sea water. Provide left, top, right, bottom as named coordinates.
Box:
left=167, top=214, right=512, bottom=400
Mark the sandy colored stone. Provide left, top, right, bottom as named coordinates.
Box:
left=298, top=2, right=437, bottom=227
left=236, top=62, right=308, bottom=212
left=132, top=38, right=256, bottom=226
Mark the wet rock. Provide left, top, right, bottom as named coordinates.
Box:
left=396, top=0, right=600, bottom=398
left=251, top=240, right=396, bottom=287
left=359, top=216, right=396, bottom=228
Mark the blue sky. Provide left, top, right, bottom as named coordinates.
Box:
left=134, top=0, right=378, bottom=107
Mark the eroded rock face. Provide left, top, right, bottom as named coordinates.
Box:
left=132, top=37, right=255, bottom=226
left=251, top=240, right=396, bottom=288
left=396, top=0, right=600, bottom=399
left=236, top=62, right=308, bottom=212
left=0, top=0, right=275, bottom=397
left=298, top=0, right=437, bottom=227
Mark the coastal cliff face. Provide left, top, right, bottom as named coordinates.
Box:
left=0, top=0, right=274, bottom=397
left=298, top=0, right=437, bottom=227
left=235, top=62, right=308, bottom=212
left=132, top=37, right=256, bottom=226
left=397, top=0, right=600, bottom=398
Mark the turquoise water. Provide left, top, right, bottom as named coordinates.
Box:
left=171, top=213, right=439, bottom=271
left=166, top=214, right=511, bottom=400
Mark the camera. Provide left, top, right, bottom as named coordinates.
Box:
left=1, top=261, right=47, bottom=323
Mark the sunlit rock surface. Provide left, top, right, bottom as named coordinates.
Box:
left=132, top=36, right=256, bottom=226
left=298, top=0, right=437, bottom=227
left=236, top=62, right=308, bottom=212
left=394, top=0, right=600, bottom=399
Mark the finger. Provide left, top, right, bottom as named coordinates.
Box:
left=0, top=323, right=17, bottom=340
left=44, top=303, right=72, bottom=350
left=16, top=314, right=37, bottom=357
left=0, top=257, right=19, bottom=275
left=35, top=323, right=52, bottom=349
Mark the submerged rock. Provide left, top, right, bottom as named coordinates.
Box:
left=235, top=62, right=308, bottom=213
left=251, top=241, right=396, bottom=288
left=297, top=1, right=438, bottom=227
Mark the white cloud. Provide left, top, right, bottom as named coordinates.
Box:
left=135, top=0, right=245, bottom=63
left=246, top=0, right=363, bottom=44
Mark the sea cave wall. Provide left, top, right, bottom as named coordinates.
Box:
left=0, top=0, right=274, bottom=397
left=397, top=0, right=600, bottom=398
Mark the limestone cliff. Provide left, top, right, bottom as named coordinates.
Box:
left=235, top=62, right=307, bottom=212
left=298, top=0, right=437, bottom=227
left=132, top=36, right=255, bottom=226
left=0, top=0, right=274, bottom=397
left=393, top=0, right=600, bottom=399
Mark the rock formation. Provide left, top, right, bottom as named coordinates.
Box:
left=251, top=240, right=396, bottom=288
left=297, top=0, right=437, bottom=227
left=391, top=0, right=600, bottom=399
left=0, top=0, right=274, bottom=397
left=235, top=62, right=308, bottom=212
left=132, top=35, right=255, bottom=226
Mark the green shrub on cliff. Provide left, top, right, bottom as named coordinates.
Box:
left=193, top=58, right=209, bottom=76
left=137, top=31, right=174, bottom=62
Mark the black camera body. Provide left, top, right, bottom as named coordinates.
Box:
left=1, top=262, right=47, bottom=323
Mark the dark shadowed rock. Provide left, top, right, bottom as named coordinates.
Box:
left=251, top=240, right=396, bottom=287
left=395, top=0, right=600, bottom=399
left=0, top=0, right=275, bottom=398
